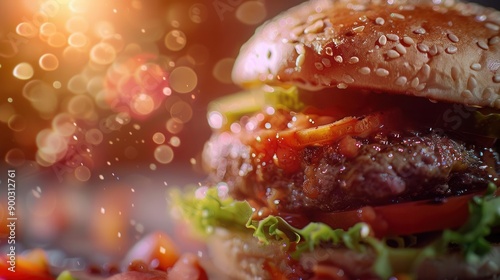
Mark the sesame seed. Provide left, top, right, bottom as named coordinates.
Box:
left=421, top=64, right=431, bottom=78
left=489, top=36, right=500, bottom=45
left=349, top=56, right=360, bottom=64
left=416, top=83, right=426, bottom=91
left=325, top=47, right=334, bottom=56
left=485, top=23, right=500, bottom=32
left=417, top=43, right=429, bottom=53
left=334, top=55, right=343, bottom=63
left=296, top=54, right=305, bottom=68
left=378, top=35, right=387, bottom=46
left=470, top=63, right=482, bottom=71
left=411, top=77, right=420, bottom=88
left=461, top=90, right=473, bottom=100
left=387, top=50, right=401, bottom=59
left=482, top=88, right=494, bottom=100
left=494, top=75, right=500, bottom=83
left=304, top=20, right=324, bottom=34
left=322, top=58, right=331, bottom=67
left=428, top=45, right=439, bottom=56
left=358, top=67, right=371, bottom=75
left=359, top=15, right=368, bottom=22
left=395, top=76, right=407, bottom=86
left=447, top=33, right=459, bottom=43
left=343, top=74, right=355, bottom=84
left=476, top=15, right=487, bottom=22
left=337, top=83, right=348, bottom=89
left=295, top=44, right=305, bottom=55
left=307, top=13, right=326, bottom=23
left=445, top=46, right=458, bottom=54
left=413, top=28, right=426, bottom=35
left=468, top=76, right=478, bottom=91
left=477, top=41, right=489, bottom=50
left=386, top=34, right=399, bottom=41
left=375, top=17, right=385, bottom=25
left=395, top=44, right=407, bottom=54
left=451, top=66, right=459, bottom=81
left=390, top=13, right=405, bottom=20
left=353, top=26, right=365, bottom=33
left=315, top=62, right=324, bottom=71
left=376, top=68, right=390, bottom=77
left=402, top=36, right=415, bottom=45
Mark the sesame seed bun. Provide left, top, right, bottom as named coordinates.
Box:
left=206, top=228, right=500, bottom=279
left=232, top=0, right=500, bottom=108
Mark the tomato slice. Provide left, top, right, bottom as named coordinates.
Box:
left=308, top=193, right=479, bottom=238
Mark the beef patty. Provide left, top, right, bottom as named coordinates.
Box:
left=203, top=128, right=498, bottom=213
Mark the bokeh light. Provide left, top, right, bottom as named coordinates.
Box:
left=39, top=53, right=60, bottom=71
left=154, top=145, right=174, bottom=164
left=213, top=58, right=235, bottom=84
left=90, top=42, right=117, bottom=65
left=13, top=62, right=34, bottom=80
left=40, top=22, right=57, bottom=37
left=164, top=30, right=187, bottom=51
left=16, top=22, right=38, bottom=38
left=169, top=66, right=197, bottom=93
left=236, top=1, right=267, bottom=25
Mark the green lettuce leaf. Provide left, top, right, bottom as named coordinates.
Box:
left=473, top=110, right=500, bottom=138
left=171, top=183, right=500, bottom=279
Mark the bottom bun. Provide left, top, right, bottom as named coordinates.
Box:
left=206, top=228, right=500, bottom=280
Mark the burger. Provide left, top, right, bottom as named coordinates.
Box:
left=173, top=0, right=500, bottom=279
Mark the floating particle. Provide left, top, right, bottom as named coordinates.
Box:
left=13, top=62, right=34, bottom=80
left=169, top=66, right=197, bottom=93
left=67, top=74, right=88, bottom=94
left=236, top=1, right=267, bottom=25
left=166, top=118, right=183, bottom=134
left=39, top=53, right=59, bottom=71
left=5, top=148, right=25, bottom=166
left=67, top=95, right=94, bottom=118
left=208, top=111, right=223, bottom=129
left=23, top=80, right=58, bottom=114
left=16, top=22, right=37, bottom=38
left=154, top=145, right=174, bottom=164
left=152, top=132, right=165, bottom=144
left=52, top=113, right=77, bottom=136
left=213, top=58, right=234, bottom=84
left=68, top=32, right=88, bottom=48
left=164, top=30, right=187, bottom=51
left=95, top=21, right=115, bottom=38
left=47, top=32, right=67, bottom=48
left=75, top=166, right=91, bottom=182
left=8, top=115, right=26, bottom=132
left=40, top=22, right=57, bottom=37
left=85, top=128, right=104, bottom=145
left=131, top=93, right=155, bottom=116
left=36, top=129, right=68, bottom=158
left=189, top=3, right=208, bottom=23
left=90, top=42, right=116, bottom=65
left=169, top=136, right=180, bottom=147
left=169, top=100, right=193, bottom=123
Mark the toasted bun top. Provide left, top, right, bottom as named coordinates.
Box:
left=232, top=0, right=500, bottom=108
